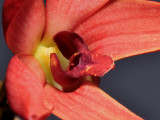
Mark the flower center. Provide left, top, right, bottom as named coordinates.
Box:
left=34, top=43, right=69, bottom=90
left=34, top=31, right=114, bottom=91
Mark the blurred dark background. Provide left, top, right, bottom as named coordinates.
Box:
left=1, top=0, right=160, bottom=120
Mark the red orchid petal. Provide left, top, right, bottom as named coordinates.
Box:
left=75, top=0, right=160, bottom=61
left=18, top=54, right=46, bottom=85
left=3, top=0, right=45, bottom=54
left=6, top=55, right=51, bottom=120
left=44, top=82, right=143, bottom=120
left=43, top=0, right=110, bottom=44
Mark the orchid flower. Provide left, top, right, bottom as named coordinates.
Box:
left=2, top=0, right=160, bottom=119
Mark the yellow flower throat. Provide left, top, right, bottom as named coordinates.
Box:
left=34, top=42, right=69, bottom=90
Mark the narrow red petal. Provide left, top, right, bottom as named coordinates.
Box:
left=43, top=0, right=110, bottom=44
left=75, top=0, right=160, bottom=61
left=3, top=0, right=45, bottom=54
left=6, top=55, right=50, bottom=120
left=44, top=82, right=143, bottom=120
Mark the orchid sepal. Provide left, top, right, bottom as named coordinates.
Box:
left=44, top=81, right=143, bottom=120
left=75, top=0, right=160, bottom=61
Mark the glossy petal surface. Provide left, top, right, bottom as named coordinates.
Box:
left=44, top=82, right=143, bottom=120
left=43, top=0, right=110, bottom=44
left=75, top=0, right=160, bottom=61
left=6, top=55, right=50, bottom=120
left=3, top=0, right=45, bottom=54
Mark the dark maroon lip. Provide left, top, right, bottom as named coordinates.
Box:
left=50, top=31, right=114, bottom=91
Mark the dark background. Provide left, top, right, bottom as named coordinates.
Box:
left=1, top=0, right=160, bottom=120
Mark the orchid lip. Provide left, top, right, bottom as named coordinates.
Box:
left=50, top=31, right=114, bottom=91
left=50, top=53, right=82, bottom=92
